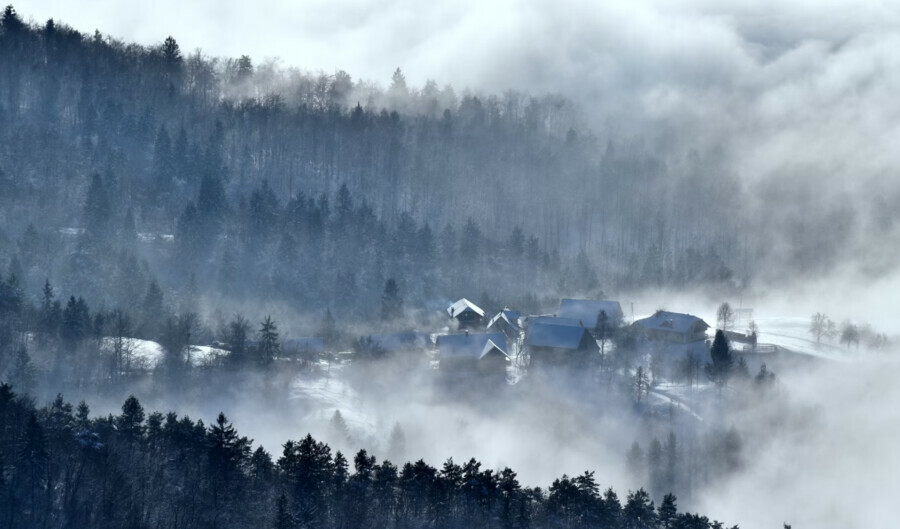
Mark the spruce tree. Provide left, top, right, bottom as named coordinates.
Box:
left=381, top=278, right=402, bottom=321
left=705, top=330, right=734, bottom=389
left=658, top=493, right=678, bottom=529
left=8, top=346, right=36, bottom=395
left=273, top=491, right=294, bottom=529
left=258, top=316, right=280, bottom=366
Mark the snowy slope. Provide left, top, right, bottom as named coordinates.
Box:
left=100, top=338, right=228, bottom=369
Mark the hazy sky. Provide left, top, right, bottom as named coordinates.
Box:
left=17, top=1, right=900, bottom=88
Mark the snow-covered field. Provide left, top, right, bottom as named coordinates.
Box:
left=752, top=316, right=856, bottom=361
left=100, top=338, right=228, bottom=369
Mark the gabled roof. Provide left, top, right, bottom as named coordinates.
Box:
left=634, top=311, right=709, bottom=334
left=365, top=332, right=433, bottom=353
left=558, top=299, right=624, bottom=325
left=487, top=309, right=521, bottom=332
left=525, top=321, right=590, bottom=350
left=283, top=337, right=325, bottom=354
left=437, top=332, right=508, bottom=360
left=447, top=298, right=485, bottom=318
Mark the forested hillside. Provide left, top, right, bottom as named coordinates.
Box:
left=0, top=5, right=742, bottom=324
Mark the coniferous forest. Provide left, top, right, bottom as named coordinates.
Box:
left=0, top=386, right=737, bottom=529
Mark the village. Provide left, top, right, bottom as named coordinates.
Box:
left=276, top=296, right=758, bottom=387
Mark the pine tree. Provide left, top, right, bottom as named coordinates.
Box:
left=622, top=488, right=657, bottom=528
left=319, top=309, right=338, bottom=350
left=387, top=422, right=406, bottom=463
left=258, top=316, right=280, bottom=366
left=330, top=410, right=351, bottom=444
left=705, top=330, right=733, bottom=389
left=141, top=280, right=165, bottom=339
left=161, top=35, right=183, bottom=76
left=8, top=346, right=36, bottom=395
left=735, top=355, right=750, bottom=380
left=381, top=278, right=402, bottom=321
left=626, top=442, right=645, bottom=483
left=273, top=491, right=294, bottom=529
left=75, top=401, right=91, bottom=430
left=19, top=411, right=48, bottom=521
left=116, top=395, right=146, bottom=443
left=647, top=438, right=663, bottom=496
left=227, top=315, right=251, bottom=368
left=663, top=432, right=678, bottom=494
left=658, top=493, right=678, bottom=529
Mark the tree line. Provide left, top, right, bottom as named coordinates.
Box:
left=0, top=385, right=739, bottom=529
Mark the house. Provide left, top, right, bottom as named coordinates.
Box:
left=486, top=309, right=522, bottom=343
left=633, top=311, right=709, bottom=344
left=447, top=298, right=486, bottom=329
left=435, top=332, right=509, bottom=375
left=558, top=299, right=624, bottom=327
left=524, top=318, right=598, bottom=365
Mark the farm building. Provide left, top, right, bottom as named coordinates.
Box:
left=524, top=318, right=598, bottom=365
left=447, top=298, right=486, bottom=329
left=486, top=309, right=522, bottom=342
left=633, top=311, right=709, bottom=344
left=435, top=332, right=510, bottom=375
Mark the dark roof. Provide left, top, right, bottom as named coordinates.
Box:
left=634, top=311, right=709, bottom=334
left=436, top=332, right=508, bottom=360
left=365, top=332, right=432, bottom=353
left=487, top=310, right=521, bottom=332
left=558, top=299, right=624, bottom=324
left=283, top=337, right=325, bottom=354
left=447, top=298, right=486, bottom=318
left=525, top=321, right=591, bottom=350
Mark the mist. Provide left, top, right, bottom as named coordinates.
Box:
left=2, top=2, right=899, bottom=528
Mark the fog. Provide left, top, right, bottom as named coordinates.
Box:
left=698, top=355, right=900, bottom=528
left=4, top=1, right=900, bottom=526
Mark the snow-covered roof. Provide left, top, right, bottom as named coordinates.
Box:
left=437, top=332, right=508, bottom=359
left=558, top=299, right=624, bottom=325
left=283, top=337, right=325, bottom=353
left=525, top=321, right=590, bottom=350
left=365, top=332, right=432, bottom=353
left=447, top=298, right=486, bottom=318
left=634, top=311, right=709, bottom=334
left=487, top=309, right=521, bottom=331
